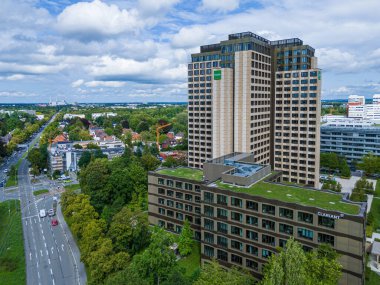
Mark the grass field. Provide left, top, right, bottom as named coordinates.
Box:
left=33, top=189, right=49, bottom=196
left=64, top=184, right=81, bottom=191
left=0, top=200, right=25, bottom=285
left=178, top=242, right=201, bottom=277
left=157, top=168, right=204, bottom=181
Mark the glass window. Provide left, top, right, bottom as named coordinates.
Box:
left=204, top=192, right=214, bottom=203
left=231, top=197, right=242, bottom=208
left=262, top=234, right=275, bottom=246
left=279, top=239, right=287, bottom=248
left=217, top=222, right=228, bottom=234
left=175, top=181, right=183, bottom=188
left=204, top=218, right=214, bottom=231
left=318, top=216, right=335, bottom=229
left=217, top=208, right=228, bottom=219
left=231, top=254, right=242, bottom=265
left=231, top=211, right=243, bottom=222
left=262, top=219, right=275, bottom=231
left=298, top=212, right=313, bottom=224
left=204, top=232, right=214, bottom=244
left=246, top=230, right=258, bottom=241
left=231, top=226, right=242, bottom=237
left=246, top=200, right=258, bottom=211
left=246, top=259, right=258, bottom=270
left=217, top=194, right=228, bottom=205
left=279, top=223, right=293, bottom=234
left=204, top=245, right=214, bottom=257
left=262, top=249, right=273, bottom=258
left=297, top=228, right=314, bottom=240
left=166, top=180, right=173, bottom=187
left=318, top=233, right=335, bottom=246
left=231, top=240, right=243, bottom=251
left=246, top=215, right=258, bottom=226
left=217, top=236, right=228, bottom=248
left=158, top=178, right=164, bottom=185
left=262, top=204, right=275, bottom=215
left=204, top=205, right=214, bottom=217
left=217, top=249, right=228, bottom=262
left=279, top=208, right=293, bottom=219
left=158, top=188, right=165, bottom=194
left=176, top=192, right=183, bottom=199
left=246, top=245, right=258, bottom=256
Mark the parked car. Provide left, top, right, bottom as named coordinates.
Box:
left=51, top=219, right=58, bottom=226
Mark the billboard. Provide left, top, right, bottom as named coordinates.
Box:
left=214, top=70, right=221, bottom=80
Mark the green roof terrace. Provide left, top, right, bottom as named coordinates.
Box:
left=154, top=166, right=363, bottom=216
left=213, top=179, right=361, bottom=215
left=156, top=167, right=204, bottom=182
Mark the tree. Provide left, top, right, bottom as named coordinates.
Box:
left=87, top=143, right=100, bottom=149
left=129, top=226, right=177, bottom=284
left=178, top=220, right=193, bottom=256
left=121, top=119, right=130, bottom=129
left=194, top=259, right=254, bottom=285
left=162, top=156, right=178, bottom=168
left=136, top=121, right=150, bottom=133
left=261, top=238, right=307, bottom=285
left=141, top=154, right=160, bottom=171
left=73, top=144, right=83, bottom=149
left=260, top=238, right=342, bottom=285
left=78, top=151, right=92, bottom=168
left=108, top=207, right=150, bottom=255
left=357, top=153, right=380, bottom=175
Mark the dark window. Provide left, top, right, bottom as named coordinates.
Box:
left=217, top=236, right=228, bottom=248
left=204, top=245, right=214, bottom=257
left=231, top=197, right=242, bottom=208
left=246, top=200, right=258, bottom=211
left=262, top=234, right=275, bottom=246
left=217, top=194, right=228, bottom=205
left=246, top=244, right=258, bottom=256
left=262, top=204, right=275, bottom=215
left=279, top=223, right=293, bottom=234
left=217, top=222, right=228, bottom=234
left=298, top=212, right=313, bottom=224
left=204, top=192, right=214, bottom=203
left=217, top=249, right=228, bottom=262
left=204, top=219, right=214, bottom=230
left=158, top=188, right=165, bottom=194
left=246, top=215, right=258, bottom=226
left=231, top=240, right=243, bottom=251
left=204, top=205, right=214, bottom=217
left=318, top=233, right=335, bottom=246
left=204, top=232, right=214, bottom=244
left=262, top=219, right=275, bottom=231
left=246, top=230, right=258, bottom=241
left=246, top=259, right=258, bottom=270
left=279, top=239, right=287, bottom=248
left=217, top=208, right=228, bottom=219
left=231, top=211, right=242, bottom=222
left=166, top=180, right=173, bottom=187
left=262, top=249, right=273, bottom=258
left=231, top=226, right=242, bottom=237
left=175, top=181, right=183, bottom=188
left=318, top=216, right=335, bottom=229
left=279, top=208, right=293, bottom=219
left=231, top=254, right=242, bottom=265
left=158, top=178, right=164, bottom=185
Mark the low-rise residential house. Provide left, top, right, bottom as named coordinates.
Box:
left=63, top=114, right=85, bottom=120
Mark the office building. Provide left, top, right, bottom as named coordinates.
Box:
left=348, top=95, right=380, bottom=123
left=148, top=153, right=366, bottom=285
left=321, top=119, right=380, bottom=164
left=348, top=95, right=366, bottom=105
left=188, top=32, right=321, bottom=188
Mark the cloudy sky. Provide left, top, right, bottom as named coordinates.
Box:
left=1, top=0, right=380, bottom=103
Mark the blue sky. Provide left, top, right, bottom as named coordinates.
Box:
left=1, top=0, right=380, bottom=103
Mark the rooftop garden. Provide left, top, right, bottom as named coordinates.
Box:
left=215, top=180, right=361, bottom=215
left=156, top=168, right=204, bottom=182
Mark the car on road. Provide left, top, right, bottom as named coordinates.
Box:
left=51, top=219, right=58, bottom=226
left=39, top=209, right=46, bottom=218
left=3, top=169, right=8, bottom=174
left=48, top=209, right=55, bottom=216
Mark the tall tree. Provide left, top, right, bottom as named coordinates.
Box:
left=178, top=220, right=193, bottom=256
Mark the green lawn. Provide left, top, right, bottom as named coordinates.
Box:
left=178, top=242, right=201, bottom=277
left=157, top=168, right=204, bottom=181
left=33, top=189, right=49, bottom=196
left=215, top=180, right=361, bottom=215
left=0, top=200, right=25, bottom=285
left=64, top=184, right=81, bottom=191
left=366, top=269, right=380, bottom=285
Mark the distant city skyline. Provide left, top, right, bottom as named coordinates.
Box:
left=1, top=0, right=380, bottom=103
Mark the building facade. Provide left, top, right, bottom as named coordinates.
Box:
left=321, top=120, right=380, bottom=164
left=148, top=155, right=366, bottom=285
left=188, top=32, right=321, bottom=187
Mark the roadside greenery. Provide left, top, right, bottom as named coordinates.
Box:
left=357, top=153, right=380, bottom=176
left=350, top=177, right=374, bottom=202
left=27, top=144, right=49, bottom=175
left=321, top=179, right=342, bottom=192
left=33, top=189, right=49, bottom=196
left=0, top=200, right=25, bottom=285
left=367, top=180, right=380, bottom=237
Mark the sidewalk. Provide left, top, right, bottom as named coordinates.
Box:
left=57, top=201, right=87, bottom=285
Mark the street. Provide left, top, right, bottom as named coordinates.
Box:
left=0, top=114, right=86, bottom=285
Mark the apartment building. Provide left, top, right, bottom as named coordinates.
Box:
left=148, top=153, right=366, bottom=285
left=321, top=119, right=380, bottom=164
left=188, top=32, right=321, bottom=188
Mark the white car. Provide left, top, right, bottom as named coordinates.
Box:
left=39, top=209, right=46, bottom=218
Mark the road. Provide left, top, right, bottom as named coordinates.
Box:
left=0, top=113, right=86, bottom=285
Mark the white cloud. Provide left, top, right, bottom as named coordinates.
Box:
left=0, top=74, right=25, bottom=81
left=171, top=26, right=216, bottom=48
left=138, top=0, right=180, bottom=15
left=88, top=56, right=187, bottom=83
left=84, top=81, right=126, bottom=88
left=316, top=48, right=360, bottom=72
left=0, top=61, right=66, bottom=75
left=200, top=0, right=239, bottom=12
left=57, top=0, right=143, bottom=40
left=71, top=79, right=84, bottom=88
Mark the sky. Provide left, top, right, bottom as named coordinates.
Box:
left=1, top=0, right=380, bottom=103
